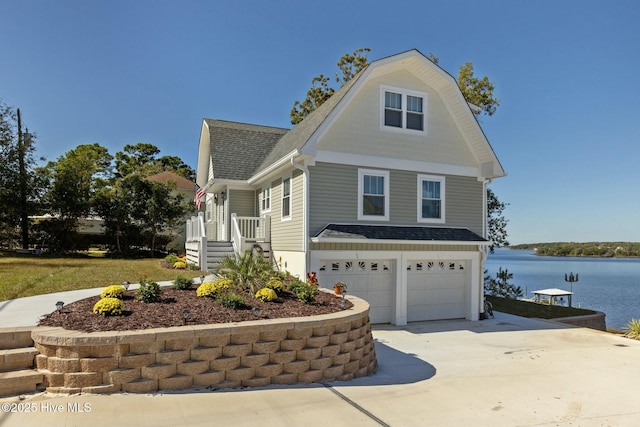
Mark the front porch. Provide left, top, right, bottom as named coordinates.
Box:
left=185, top=212, right=271, bottom=272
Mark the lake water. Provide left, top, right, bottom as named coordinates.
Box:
left=485, top=249, right=640, bottom=330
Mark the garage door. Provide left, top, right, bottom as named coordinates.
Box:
left=407, top=260, right=468, bottom=321
left=317, top=260, right=394, bottom=324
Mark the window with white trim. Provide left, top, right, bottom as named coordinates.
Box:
left=381, top=86, right=427, bottom=132
left=281, top=176, right=291, bottom=220
left=417, top=174, right=445, bottom=223
left=260, top=185, right=271, bottom=213
left=358, top=169, right=389, bottom=221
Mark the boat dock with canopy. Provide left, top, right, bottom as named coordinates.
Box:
left=532, top=288, right=574, bottom=307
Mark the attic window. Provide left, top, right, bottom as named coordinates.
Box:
left=381, top=86, right=427, bottom=133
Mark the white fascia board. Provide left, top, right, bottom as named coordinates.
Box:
left=247, top=149, right=300, bottom=185
left=310, top=237, right=488, bottom=246
left=211, top=179, right=253, bottom=191
left=314, top=149, right=479, bottom=177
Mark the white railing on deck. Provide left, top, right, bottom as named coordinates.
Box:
left=231, top=214, right=270, bottom=254
left=185, top=212, right=207, bottom=270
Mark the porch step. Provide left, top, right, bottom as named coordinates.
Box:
left=0, top=327, right=34, bottom=350
left=0, top=347, right=39, bottom=372
left=0, top=327, right=44, bottom=397
left=206, top=242, right=235, bottom=272
left=0, top=370, right=45, bottom=397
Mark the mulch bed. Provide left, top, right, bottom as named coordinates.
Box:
left=38, top=286, right=353, bottom=333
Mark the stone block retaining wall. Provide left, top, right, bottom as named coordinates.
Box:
left=554, top=311, right=607, bottom=331
left=31, top=295, right=376, bottom=394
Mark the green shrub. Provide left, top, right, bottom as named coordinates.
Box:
left=100, top=285, right=126, bottom=299
left=287, top=279, right=319, bottom=303
left=264, top=278, right=285, bottom=294
left=165, top=253, right=180, bottom=264
left=188, top=263, right=199, bottom=271
left=173, top=261, right=187, bottom=269
left=218, top=250, right=273, bottom=294
left=136, top=278, right=162, bottom=303
left=173, top=276, right=193, bottom=290
left=625, top=318, right=640, bottom=340
left=93, top=297, right=124, bottom=316
left=255, top=287, right=278, bottom=302
left=217, top=292, right=247, bottom=309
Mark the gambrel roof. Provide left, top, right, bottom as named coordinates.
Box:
left=198, top=49, right=505, bottom=186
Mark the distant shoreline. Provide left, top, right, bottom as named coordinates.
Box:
left=508, top=242, right=640, bottom=258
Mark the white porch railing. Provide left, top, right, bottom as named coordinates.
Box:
left=231, top=214, right=270, bottom=254
left=185, top=212, right=207, bottom=270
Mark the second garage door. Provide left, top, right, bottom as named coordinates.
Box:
left=407, top=260, right=469, bottom=321
left=317, top=260, right=394, bottom=324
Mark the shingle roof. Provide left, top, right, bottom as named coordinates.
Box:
left=205, top=120, right=289, bottom=180
left=314, top=224, right=487, bottom=242
left=146, top=171, right=194, bottom=191
left=254, top=71, right=365, bottom=173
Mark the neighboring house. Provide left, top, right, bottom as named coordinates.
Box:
left=187, top=49, right=505, bottom=325
left=146, top=170, right=196, bottom=252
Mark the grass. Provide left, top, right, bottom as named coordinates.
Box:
left=486, top=295, right=596, bottom=319
left=0, top=252, right=206, bottom=302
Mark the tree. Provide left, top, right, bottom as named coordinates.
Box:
left=457, top=63, right=499, bottom=117
left=290, top=48, right=370, bottom=125
left=39, top=143, right=113, bottom=252
left=487, top=188, right=509, bottom=253
left=484, top=267, right=523, bottom=299
left=114, top=143, right=195, bottom=180
left=0, top=102, right=41, bottom=249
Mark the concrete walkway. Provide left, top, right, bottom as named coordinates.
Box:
left=2, top=289, right=640, bottom=426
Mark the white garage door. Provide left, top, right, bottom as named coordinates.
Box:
left=317, top=260, right=394, bottom=324
left=407, top=260, right=468, bottom=321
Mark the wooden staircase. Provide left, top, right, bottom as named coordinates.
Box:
left=205, top=241, right=235, bottom=272
left=0, top=327, right=44, bottom=397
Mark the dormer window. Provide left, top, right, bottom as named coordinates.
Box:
left=381, top=86, right=427, bottom=133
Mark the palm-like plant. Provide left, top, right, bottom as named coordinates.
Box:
left=217, top=249, right=273, bottom=294
left=624, top=318, right=640, bottom=340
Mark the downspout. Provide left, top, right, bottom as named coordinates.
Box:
left=480, top=178, right=491, bottom=318
left=291, top=157, right=309, bottom=276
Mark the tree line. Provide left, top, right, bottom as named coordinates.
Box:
left=510, top=242, right=640, bottom=258
left=0, top=102, right=195, bottom=256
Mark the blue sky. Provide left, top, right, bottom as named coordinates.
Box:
left=1, top=0, right=639, bottom=244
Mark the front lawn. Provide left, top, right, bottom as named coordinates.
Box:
left=0, top=252, right=205, bottom=301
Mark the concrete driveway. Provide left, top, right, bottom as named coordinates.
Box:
left=2, top=313, right=640, bottom=426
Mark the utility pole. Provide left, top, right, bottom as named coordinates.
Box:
left=17, top=108, right=29, bottom=249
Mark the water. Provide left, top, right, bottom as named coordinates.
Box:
left=485, top=249, right=640, bottom=330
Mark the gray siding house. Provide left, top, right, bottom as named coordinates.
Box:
left=186, top=49, right=505, bottom=325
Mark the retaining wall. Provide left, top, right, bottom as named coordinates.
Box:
left=31, top=295, right=377, bottom=394
left=553, top=311, right=607, bottom=331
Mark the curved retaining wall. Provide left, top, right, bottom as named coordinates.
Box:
left=31, top=294, right=377, bottom=394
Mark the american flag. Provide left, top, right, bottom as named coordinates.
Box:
left=194, top=184, right=206, bottom=210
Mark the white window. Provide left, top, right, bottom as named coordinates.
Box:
left=417, top=174, right=445, bottom=223
left=358, top=169, right=390, bottom=221
left=260, top=186, right=271, bottom=213
left=381, top=85, right=427, bottom=132
left=281, top=175, right=291, bottom=220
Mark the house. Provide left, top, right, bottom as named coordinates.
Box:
left=146, top=170, right=197, bottom=252
left=186, top=49, right=506, bottom=325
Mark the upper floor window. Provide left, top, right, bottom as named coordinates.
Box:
left=281, top=176, right=291, bottom=220
left=260, top=186, right=271, bottom=213
left=381, top=86, right=427, bottom=132
left=358, top=169, right=390, bottom=221
left=417, top=174, right=445, bottom=223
